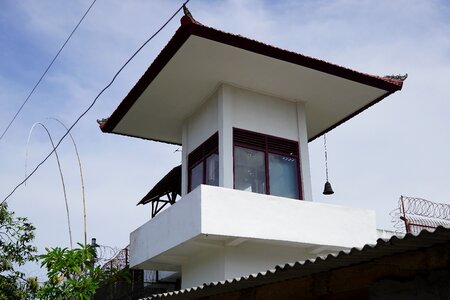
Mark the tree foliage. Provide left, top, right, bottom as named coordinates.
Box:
left=38, top=243, right=118, bottom=300
left=0, top=202, right=38, bottom=299
left=0, top=202, right=126, bottom=299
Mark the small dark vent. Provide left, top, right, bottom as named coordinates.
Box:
left=203, top=132, right=218, bottom=155
left=188, top=147, right=203, bottom=168
left=268, top=137, right=298, bottom=156
left=234, top=128, right=265, bottom=148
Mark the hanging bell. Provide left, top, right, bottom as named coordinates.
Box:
left=323, top=181, right=334, bottom=195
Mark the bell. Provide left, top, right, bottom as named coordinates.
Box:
left=323, top=181, right=334, bottom=195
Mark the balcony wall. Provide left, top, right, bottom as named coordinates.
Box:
left=130, top=185, right=378, bottom=288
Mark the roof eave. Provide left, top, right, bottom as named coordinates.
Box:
left=308, top=89, right=398, bottom=142
left=101, top=17, right=196, bottom=134
left=100, top=16, right=404, bottom=141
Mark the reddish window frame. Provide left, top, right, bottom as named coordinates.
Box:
left=188, top=132, right=219, bottom=192
left=233, top=128, right=303, bottom=199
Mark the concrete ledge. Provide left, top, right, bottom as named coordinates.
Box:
left=129, top=187, right=202, bottom=269
left=201, top=186, right=377, bottom=248
left=130, top=185, right=377, bottom=270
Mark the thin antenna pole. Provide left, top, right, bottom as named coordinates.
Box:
left=48, top=118, right=87, bottom=245
left=26, top=122, right=73, bottom=248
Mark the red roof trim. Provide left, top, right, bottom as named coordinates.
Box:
left=101, top=16, right=404, bottom=137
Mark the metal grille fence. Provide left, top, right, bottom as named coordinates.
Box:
left=100, top=245, right=129, bottom=271
left=94, top=245, right=178, bottom=299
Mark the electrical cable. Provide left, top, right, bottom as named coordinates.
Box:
left=0, top=0, right=97, bottom=141
left=2, top=0, right=190, bottom=204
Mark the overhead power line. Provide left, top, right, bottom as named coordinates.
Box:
left=0, top=0, right=97, bottom=141
left=2, top=0, right=191, bottom=204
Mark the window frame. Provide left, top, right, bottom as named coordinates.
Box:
left=233, top=128, right=303, bottom=199
left=188, top=132, right=219, bottom=192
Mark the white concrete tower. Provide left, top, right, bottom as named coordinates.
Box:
left=101, top=15, right=404, bottom=289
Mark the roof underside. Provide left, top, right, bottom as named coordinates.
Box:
left=102, top=17, right=403, bottom=144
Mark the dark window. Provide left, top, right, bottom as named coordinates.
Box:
left=188, top=133, right=219, bottom=192
left=233, top=128, right=302, bottom=199
left=234, top=146, right=266, bottom=194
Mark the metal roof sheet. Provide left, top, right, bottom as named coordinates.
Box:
left=138, top=165, right=181, bottom=206
left=141, top=226, right=450, bottom=300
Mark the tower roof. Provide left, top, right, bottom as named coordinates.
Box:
left=100, top=15, right=404, bottom=144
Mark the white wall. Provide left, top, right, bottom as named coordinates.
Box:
left=223, top=242, right=310, bottom=280
left=130, top=185, right=378, bottom=288
left=223, top=84, right=312, bottom=200
left=228, top=85, right=299, bottom=141
left=218, top=85, right=233, bottom=189
left=200, top=185, right=377, bottom=249
left=296, top=101, right=313, bottom=201
left=181, top=241, right=311, bottom=289
left=182, top=84, right=313, bottom=200
left=181, top=91, right=219, bottom=195
left=185, top=92, right=219, bottom=153
left=181, top=247, right=226, bottom=289
left=129, top=188, right=202, bottom=269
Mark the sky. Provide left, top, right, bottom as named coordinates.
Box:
left=1, top=0, right=450, bottom=280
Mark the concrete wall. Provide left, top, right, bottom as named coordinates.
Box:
left=219, top=84, right=312, bottom=200
left=130, top=185, right=378, bottom=288
left=129, top=188, right=202, bottom=270
left=200, top=186, right=377, bottom=248
left=185, top=92, right=219, bottom=154
left=182, top=91, right=219, bottom=195
left=182, top=248, right=226, bottom=289
left=223, top=243, right=309, bottom=280
left=181, top=242, right=311, bottom=289
left=228, top=85, right=299, bottom=141
left=181, top=84, right=313, bottom=200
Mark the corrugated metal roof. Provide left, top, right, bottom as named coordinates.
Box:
left=138, top=165, right=181, bottom=206
left=141, top=226, right=450, bottom=300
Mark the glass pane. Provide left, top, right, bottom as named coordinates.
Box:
left=190, top=162, right=203, bottom=191
left=206, top=153, right=219, bottom=186
left=269, top=153, right=299, bottom=199
left=234, top=146, right=265, bottom=194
